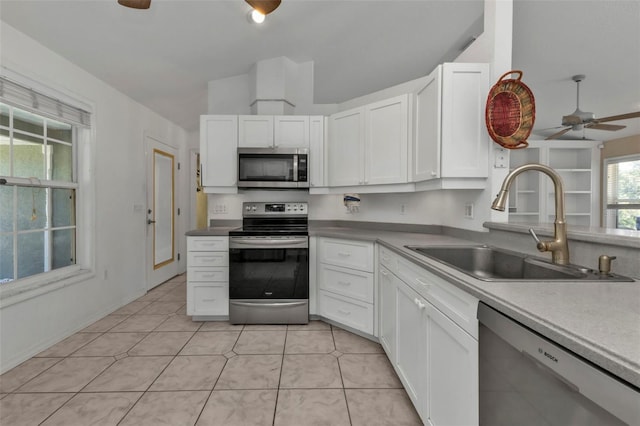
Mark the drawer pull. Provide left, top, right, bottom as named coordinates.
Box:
left=338, top=309, right=352, bottom=316
left=414, top=298, right=426, bottom=310
left=415, top=278, right=429, bottom=287
left=380, top=270, right=388, bottom=276
left=202, top=298, right=217, bottom=302
left=338, top=252, right=351, bottom=257
left=338, top=281, right=351, bottom=286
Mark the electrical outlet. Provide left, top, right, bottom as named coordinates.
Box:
left=464, top=203, right=474, bottom=219
left=400, top=204, right=406, bottom=215
left=213, top=204, right=228, bottom=214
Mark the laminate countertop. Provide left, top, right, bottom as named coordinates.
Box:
left=186, top=225, right=640, bottom=388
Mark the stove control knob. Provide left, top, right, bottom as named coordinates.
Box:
left=245, top=206, right=251, bottom=211
left=251, top=206, right=257, bottom=211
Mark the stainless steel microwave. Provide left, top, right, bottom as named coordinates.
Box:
left=237, top=147, right=309, bottom=189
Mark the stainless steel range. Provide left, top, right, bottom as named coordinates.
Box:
left=228, top=202, right=309, bottom=324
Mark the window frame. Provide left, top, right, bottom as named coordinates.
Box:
left=0, top=71, right=95, bottom=304
left=602, top=153, right=640, bottom=230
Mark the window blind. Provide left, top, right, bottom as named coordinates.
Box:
left=606, top=158, right=640, bottom=209
left=0, top=75, right=91, bottom=127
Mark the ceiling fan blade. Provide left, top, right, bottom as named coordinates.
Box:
left=585, top=123, right=626, bottom=131
left=245, top=0, right=281, bottom=15
left=118, top=0, right=151, bottom=9
left=594, top=111, right=640, bottom=123
left=545, top=127, right=572, bottom=140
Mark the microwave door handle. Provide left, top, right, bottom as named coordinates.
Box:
left=293, top=154, right=298, bottom=182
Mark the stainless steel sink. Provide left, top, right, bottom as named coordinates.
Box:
left=404, top=245, right=634, bottom=282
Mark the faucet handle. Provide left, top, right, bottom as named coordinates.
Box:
left=528, top=228, right=547, bottom=252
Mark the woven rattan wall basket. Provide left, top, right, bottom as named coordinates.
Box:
left=485, top=70, right=536, bottom=149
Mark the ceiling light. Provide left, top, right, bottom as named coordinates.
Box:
left=117, top=0, right=151, bottom=9
left=245, top=0, right=281, bottom=16
left=249, top=9, right=266, bottom=24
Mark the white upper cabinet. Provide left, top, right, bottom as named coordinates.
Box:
left=365, top=95, right=409, bottom=185
left=328, top=94, right=409, bottom=187
left=238, top=115, right=274, bottom=147
left=328, top=108, right=364, bottom=186
left=309, top=116, right=326, bottom=188
left=200, top=115, right=238, bottom=193
left=274, top=116, right=310, bottom=148
left=238, top=115, right=310, bottom=148
left=413, top=63, right=490, bottom=186
left=413, top=66, right=441, bottom=182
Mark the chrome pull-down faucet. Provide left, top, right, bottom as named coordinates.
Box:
left=491, top=163, right=570, bottom=265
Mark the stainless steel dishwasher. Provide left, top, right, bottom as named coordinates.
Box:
left=478, top=302, right=639, bottom=425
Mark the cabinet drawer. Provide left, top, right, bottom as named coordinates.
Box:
left=318, top=264, right=374, bottom=303
left=319, top=238, right=374, bottom=272
left=187, top=283, right=228, bottom=316
left=187, top=267, right=228, bottom=282
left=397, top=256, right=478, bottom=338
left=318, top=290, right=373, bottom=335
left=187, top=237, right=229, bottom=252
left=378, top=245, right=399, bottom=273
left=187, top=252, right=229, bottom=267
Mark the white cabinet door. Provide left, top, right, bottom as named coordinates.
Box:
left=328, top=107, right=364, bottom=186
left=238, top=115, right=274, bottom=147
left=309, top=116, right=326, bottom=187
left=440, top=62, right=490, bottom=178
left=274, top=115, right=310, bottom=148
left=378, top=265, right=397, bottom=363
left=364, top=95, right=409, bottom=185
left=427, top=305, right=478, bottom=426
left=200, top=115, right=238, bottom=189
left=413, top=66, right=441, bottom=181
left=395, top=280, right=427, bottom=414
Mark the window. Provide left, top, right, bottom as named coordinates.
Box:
left=0, top=76, right=90, bottom=285
left=603, top=155, right=640, bottom=230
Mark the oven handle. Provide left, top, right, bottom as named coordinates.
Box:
left=229, top=237, right=308, bottom=248
left=230, top=301, right=308, bottom=308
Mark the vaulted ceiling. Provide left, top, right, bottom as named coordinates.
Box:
left=1, top=0, right=638, bottom=140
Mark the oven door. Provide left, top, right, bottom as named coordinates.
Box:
left=229, top=235, right=309, bottom=324
left=229, top=236, right=309, bottom=299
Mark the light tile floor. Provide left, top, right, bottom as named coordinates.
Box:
left=0, top=274, right=422, bottom=425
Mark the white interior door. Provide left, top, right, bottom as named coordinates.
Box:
left=146, top=135, right=178, bottom=290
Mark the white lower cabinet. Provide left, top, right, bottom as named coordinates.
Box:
left=378, top=265, right=397, bottom=361
left=317, top=237, right=375, bottom=335
left=395, top=279, right=427, bottom=411
left=187, top=236, right=229, bottom=317
left=378, top=245, right=479, bottom=425
left=427, top=304, right=478, bottom=426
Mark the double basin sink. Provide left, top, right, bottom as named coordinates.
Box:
left=405, top=245, right=634, bottom=282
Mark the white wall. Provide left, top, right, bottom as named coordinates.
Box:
left=0, top=22, right=189, bottom=373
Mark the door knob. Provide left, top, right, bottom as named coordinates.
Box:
left=147, top=219, right=156, bottom=225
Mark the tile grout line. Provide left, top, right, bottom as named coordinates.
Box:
left=333, top=325, right=354, bottom=426
left=271, top=326, right=289, bottom=426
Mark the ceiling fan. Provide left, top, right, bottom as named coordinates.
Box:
left=117, top=0, right=282, bottom=15
left=545, top=74, right=640, bottom=140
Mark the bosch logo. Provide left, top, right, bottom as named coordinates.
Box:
left=539, top=348, right=558, bottom=363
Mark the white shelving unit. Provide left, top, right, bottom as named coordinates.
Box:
left=508, top=140, right=600, bottom=227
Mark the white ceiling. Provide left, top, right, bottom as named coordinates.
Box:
left=1, top=0, right=639, bottom=141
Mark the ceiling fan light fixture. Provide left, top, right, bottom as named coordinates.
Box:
left=245, top=0, right=281, bottom=16
left=249, top=9, right=266, bottom=24
left=117, top=0, right=151, bottom=10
